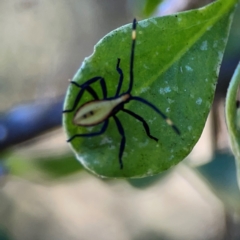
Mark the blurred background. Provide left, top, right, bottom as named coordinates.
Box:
left=0, top=0, right=240, bottom=239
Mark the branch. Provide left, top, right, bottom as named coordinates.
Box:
left=0, top=97, right=63, bottom=152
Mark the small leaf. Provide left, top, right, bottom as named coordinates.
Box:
left=6, top=154, right=83, bottom=181
left=225, top=62, right=240, bottom=189
left=143, top=0, right=163, bottom=17
left=63, top=0, right=237, bottom=178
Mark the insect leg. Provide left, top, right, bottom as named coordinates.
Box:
left=63, top=87, right=87, bottom=113
left=113, top=115, right=126, bottom=169
left=130, top=96, right=180, bottom=135
left=80, top=76, right=105, bottom=86
left=67, top=120, right=109, bottom=142
left=63, top=76, right=108, bottom=113
left=81, top=76, right=107, bottom=99
left=70, top=81, right=99, bottom=100
left=63, top=83, right=99, bottom=113
left=100, top=78, right=107, bottom=99
left=71, top=77, right=107, bottom=99
left=115, top=58, right=123, bottom=97
left=121, top=108, right=158, bottom=141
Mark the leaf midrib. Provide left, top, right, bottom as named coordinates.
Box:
left=136, top=0, right=236, bottom=94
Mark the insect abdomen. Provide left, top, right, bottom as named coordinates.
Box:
left=73, top=94, right=130, bottom=126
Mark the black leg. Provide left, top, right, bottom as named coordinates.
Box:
left=121, top=108, right=158, bottom=142
left=63, top=83, right=99, bottom=113
left=126, top=18, right=137, bottom=94
left=113, top=115, right=126, bottom=169
left=100, top=78, right=107, bottom=99
left=63, top=86, right=87, bottom=113
left=71, top=77, right=107, bottom=99
left=130, top=96, right=180, bottom=135
left=81, top=76, right=107, bottom=99
left=67, top=120, right=109, bottom=142
left=63, top=76, right=108, bottom=113
left=115, top=58, right=124, bottom=97
left=81, top=76, right=104, bottom=86
left=70, top=81, right=99, bottom=100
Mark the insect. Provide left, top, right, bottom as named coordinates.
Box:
left=63, top=19, right=180, bottom=169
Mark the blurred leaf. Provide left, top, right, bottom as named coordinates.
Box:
left=198, top=152, right=240, bottom=207
left=128, top=171, right=168, bottom=189
left=225, top=62, right=240, bottom=189
left=35, top=155, right=83, bottom=178
left=222, top=3, right=240, bottom=57
left=143, top=0, right=163, bottom=17
left=6, top=153, right=83, bottom=181
left=63, top=0, right=237, bottom=178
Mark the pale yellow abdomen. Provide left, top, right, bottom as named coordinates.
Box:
left=73, top=94, right=130, bottom=126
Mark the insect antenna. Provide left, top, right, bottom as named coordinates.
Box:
left=126, top=18, right=137, bottom=94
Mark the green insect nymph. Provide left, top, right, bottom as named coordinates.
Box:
left=63, top=19, right=180, bottom=169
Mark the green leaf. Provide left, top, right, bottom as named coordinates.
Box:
left=63, top=0, right=237, bottom=178
left=6, top=153, right=83, bottom=181
left=143, top=0, right=163, bottom=17
left=225, top=62, right=240, bottom=189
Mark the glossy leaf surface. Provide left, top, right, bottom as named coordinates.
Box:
left=63, top=0, right=237, bottom=178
